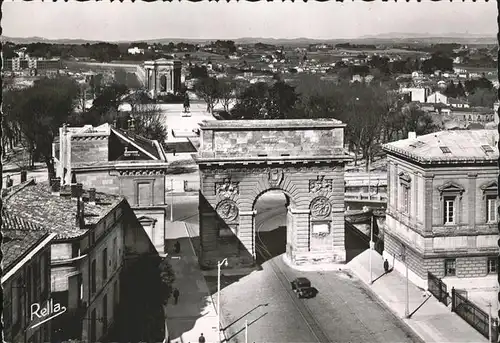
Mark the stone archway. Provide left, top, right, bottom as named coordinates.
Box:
left=195, top=119, right=352, bottom=269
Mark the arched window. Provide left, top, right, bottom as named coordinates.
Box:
left=160, top=75, right=167, bottom=92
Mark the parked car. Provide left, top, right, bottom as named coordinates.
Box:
left=291, top=277, right=316, bottom=299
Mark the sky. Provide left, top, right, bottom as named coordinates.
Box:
left=2, top=1, right=497, bottom=41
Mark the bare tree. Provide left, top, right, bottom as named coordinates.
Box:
left=194, top=77, right=221, bottom=113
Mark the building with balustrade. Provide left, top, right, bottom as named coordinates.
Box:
left=382, top=130, right=498, bottom=289
left=53, top=123, right=169, bottom=253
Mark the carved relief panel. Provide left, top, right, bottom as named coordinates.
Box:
left=216, top=199, right=239, bottom=222
left=309, top=175, right=333, bottom=193
left=215, top=179, right=239, bottom=198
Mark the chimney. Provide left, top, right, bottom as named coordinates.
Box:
left=6, top=175, right=13, bottom=188
left=408, top=132, right=417, bottom=140
left=51, top=177, right=61, bottom=195
left=71, top=182, right=83, bottom=200
left=128, top=118, right=135, bottom=132
left=20, top=170, right=27, bottom=183
left=89, top=188, right=96, bottom=205
left=76, top=193, right=85, bottom=228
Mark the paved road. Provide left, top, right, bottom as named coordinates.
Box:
left=173, top=195, right=422, bottom=343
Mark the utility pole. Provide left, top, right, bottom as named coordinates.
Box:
left=245, top=320, right=248, bottom=343
left=488, top=302, right=492, bottom=343
left=170, top=178, right=174, bottom=222
left=369, top=214, right=374, bottom=284
left=367, top=146, right=371, bottom=201
left=217, top=258, right=228, bottom=343
left=402, top=244, right=409, bottom=318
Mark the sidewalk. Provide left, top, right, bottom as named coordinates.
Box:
left=347, top=250, right=488, bottom=343
left=165, top=221, right=222, bottom=343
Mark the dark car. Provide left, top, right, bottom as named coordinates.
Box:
left=291, top=277, right=316, bottom=299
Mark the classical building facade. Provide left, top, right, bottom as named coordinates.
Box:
left=2, top=211, right=56, bottom=343
left=144, top=58, right=182, bottom=98
left=3, top=179, right=156, bottom=342
left=383, top=130, right=499, bottom=289
left=194, top=119, right=352, bottom=269
left=53, top=123, right=169, bottom=253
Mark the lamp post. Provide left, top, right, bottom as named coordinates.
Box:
left=217, top=258, right=228, bottom=343
left=367, top=146, right=371, bottom=201
left=170, top=179, right=174, bottom=222
left=369, top=214, right=374, bottom=284
left=401, top=244, right=410, bottom=318
left=245, top=320, right=248, bottom=343
left=487, top=302, right=492, bottom=342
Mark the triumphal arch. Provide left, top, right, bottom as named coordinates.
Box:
left=193, top=119, right=353, bottom=269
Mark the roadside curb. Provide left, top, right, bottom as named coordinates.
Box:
left=182, top=222, right=229, bottom=343
left=346, top=262, right=433, bottom=343
left=281, top=254, right=347, bottom=272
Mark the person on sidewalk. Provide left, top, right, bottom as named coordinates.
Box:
left=174, top=241, right=181, bottom=254
left=198, top=333, right=205, bottom=343
left=383, top=259, right=389, bottom=273
left=173, top=288, right=180, bottom=305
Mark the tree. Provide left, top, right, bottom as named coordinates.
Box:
left=218, top=79, right=235, bottom=113
left=4, top=77, right=79, bottom=177
left=194, top=77, right=221, bottom=113
left=467, top=88, right=498, bottom=108
left=159, top=258, right=176, bottom=305
left=230, top=81, right=298, bottom=120
left=92, top=83, right=129, bottom=114
left=402, top=105, right=439, bottom=136
left=129, top=104, right=168, bottom=143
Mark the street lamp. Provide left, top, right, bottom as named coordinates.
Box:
left=400, top=244, right=410, bottom=318
left=217, top=258, right=228, bottom=343
left=369, top=214, right=374, bottom=284
left=170, top=179, right=174, bottom=222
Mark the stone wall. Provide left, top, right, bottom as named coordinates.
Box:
left=74, top=170, right=120, bottom=196
left=200, top=128, right=344, bottom=158
left=198, top=163, right=346, bottom=268
left=71, top=136, right=109, bottom=164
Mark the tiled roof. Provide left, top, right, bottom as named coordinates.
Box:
left=3, top=181, right=124, bottom=240
left=383, top=129, right=499, bottom=164
left=2, top=211, right=50, bottom=274
left=448, top=98, right=469, bottom=105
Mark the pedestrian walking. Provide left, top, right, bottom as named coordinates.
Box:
left=174, top=240, right=181, bottom=254
left=173, top=288, right=180, bottom=305
left=383, top=259, right=389, bottom=273
left=198, top=333, right=205, bottom=343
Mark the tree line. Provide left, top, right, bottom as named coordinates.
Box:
left=194, top=75, right=439, bottom=167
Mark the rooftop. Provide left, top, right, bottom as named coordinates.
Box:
left=2, top=211, right=51, bottom=275
left=199, top=119, right=344, bottom=130
left=383, top=130, right=499, bottom=164
left=3, top=180, right=124, bottom=240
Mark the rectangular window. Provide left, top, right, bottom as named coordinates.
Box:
left=40, top=254, right=46, bottom=296
left=12, top=280, right=19, bottom=325
left=488, top=257, right=497, bottom=274
left=91, top=260, right=96, bottom=294
left=444, top=196, right=455, bottom=224
left=103, top=294, right=108, bottom=333
left=103, top=248, right=108, bottom=281
left=137, top=182, right=151, bottom=206
left=487, top=196, right=498, bottom=223
left=90, top=309, right=96, bottom=343
left=72, top=242, right=80, bottom=258
left=402, top=185, right=410, bottom=214
left=445, top=259, right=456, bottom=276
left=113, top=237, right=117, bottom=269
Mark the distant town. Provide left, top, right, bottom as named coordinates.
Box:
left=2, top=34, right=499, bottom=343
